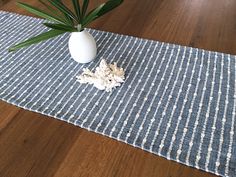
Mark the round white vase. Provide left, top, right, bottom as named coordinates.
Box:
left=68, top=30, right=97, bottom=64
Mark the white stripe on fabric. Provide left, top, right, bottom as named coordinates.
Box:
left=215, top=54, right=230, bottom=174
left=117, top=44, right=177, bottom=140
left=140, top=45, right=178, bottom=148
left=225, top=56, right=236, bottom=175
left=132, top=42, right=165, bottom=146
left=204, top=54, right=224, bottom=174
left=149, top=46, right=187, bottom=152
left=157, top=46, right=191, bottom=155
left=181, top=50, right=207, bottom=166
left=125, top=45, right=183, bottom=144
left=174, top=51, right=211, bottom=161
left=111, top=41, right=156, bottom=140
left=175, top=49, right=207, bottom=162
left=167, top=50, right=204, bottom=159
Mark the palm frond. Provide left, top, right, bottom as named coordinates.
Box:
left=72, top=0, right=81, bottom=21
left=82, top=3, right=105, bottom=27
left=44, top=23, right=77, bottom=32
left=81, top=0, right=89, bottom=20
left=97, top=0, right=123, bottom=17
left=17, top=2, right=66, bottom=24
left=9, top=29, right=66, bottom=51
left=38, top=0, right=69, bottom=25
left=47, top=0, right=78, bottom=24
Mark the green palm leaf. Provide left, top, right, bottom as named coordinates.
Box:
left=47, top=0, right=78, bottom=23
left=81, top=0, right=123, bottom=27
left=64, top=14, right=74, bottom=26
left=97, top=0, right=123, bottom=17
left=81, top=0, right=89, bottom=20
left=9, top=29, right=66, bottom=52
left=39, top=0, right=69, bottom=25
left=82, top=3, right=105, bottom=27
left=44, top=23, right=77, bottom=32
left=17, top=2, right=66, bottom=24
left=72, top=0, right=81, bottom=21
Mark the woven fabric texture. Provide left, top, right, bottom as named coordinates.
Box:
left=0, top=11, right=235, bottom=177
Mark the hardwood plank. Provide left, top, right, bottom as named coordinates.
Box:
left=1, top=0, right=234, bottom=176
left=0, top=101, right=20, bottom=131
left=0, top=108, right=82, bottom=177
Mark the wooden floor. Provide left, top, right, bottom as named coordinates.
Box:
left=1, top=0, right=236, bottom=177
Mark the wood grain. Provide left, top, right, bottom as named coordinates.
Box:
left=1, top=0, right=235, bottom=176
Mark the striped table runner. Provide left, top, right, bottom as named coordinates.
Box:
left=0, top=11, right=235, bottom=177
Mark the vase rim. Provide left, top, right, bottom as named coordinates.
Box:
left=72, top=29, right=87, bottom=33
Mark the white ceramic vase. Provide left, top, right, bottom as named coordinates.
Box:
left=68, top=30, right=97, bottom=64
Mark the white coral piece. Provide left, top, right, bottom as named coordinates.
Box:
left=76, top=59, right=125, bottom=92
